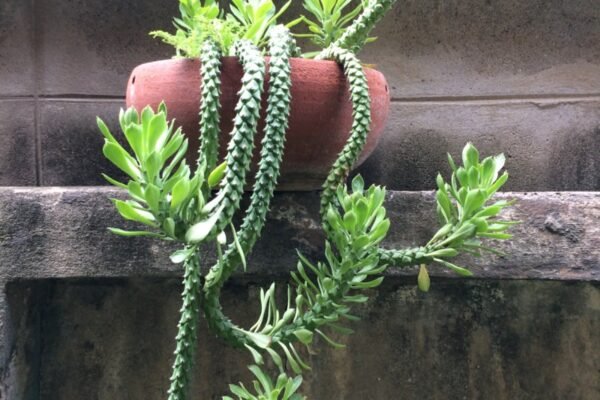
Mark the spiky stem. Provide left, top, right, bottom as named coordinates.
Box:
left=318, top=47, right=371, bottom=222
left=197, top=39, right=222, bottom=173
left=202, top=26, right=295, bottom=343
left=212, top=40, right=265, bottom=235
left=168, top=253, right=202, bottom=400
left=318, top=0, right=398, bottom=57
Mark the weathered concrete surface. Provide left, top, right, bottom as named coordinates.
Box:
left=29, top=0, right=600, bottom=98
left=0, top=0, right=34, bottom=96
left=0, top=101, right=37, bottom=186
left=38, top=100, right=126, bottom=186
left=0, top=188, right=598, bottom=282
left=30, top=98, right=600, bottom=190
left=362, top=0, right=600, bottom=99
left=356, top=98, right=600, bottom=191
left=38, top=0, right=176, bottom=96
left=4, top=278, right=599, bottom=399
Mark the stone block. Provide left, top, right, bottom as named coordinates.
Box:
left=0, top=100, right=37, bottom=185
left=39, top=100, right=127, bottom=185
left=38, top=0, right=177, bottom=96
left=362, top=0, right=600, bottom=98
left=0, top=189, right=598, bottom=282
left=6, top=279, right=599, bottom=399
left=0, top=0, right=34, bottom=96
left=357, top=98, right=600, bottom=191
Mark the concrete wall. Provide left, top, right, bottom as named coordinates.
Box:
left=0, top=0, right=598, bottom=189
left=0, top=1, right=599, bottom=399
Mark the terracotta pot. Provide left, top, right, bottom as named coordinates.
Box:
left=126, top=57, right=390, bottom=190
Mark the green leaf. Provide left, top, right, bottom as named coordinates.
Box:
left=418, top=264, right=430, bottom=292
left=246, top=332, right=272, bottom=349
left=170, top=248, right=193, bottom=264
left=113, top=199, right=157, bottom=227
left=171, top=177, right=191, bottom=210
left=293, top=329, right=314, bottom=345
left=462, top=142, right=479, bottom=168
left=163, top=218, right=176, bottom=238
left=144, top=184, right=161, bottom=214
left=185, top=207, right=222, bottom=243
left=434, top=258, right=473, bottom=277
left=101, top=174, right=127, bottom=189
left=107, top=228, right=162, bottom=238
left=245, top=344, right=265, bottom=365
left=351, top=174, right=364, bottom=194
left=97, top=117, right=117, bottom=143
left=103, top=142, right=142, bottom=181
left=208, top=161, right=227, bottom=188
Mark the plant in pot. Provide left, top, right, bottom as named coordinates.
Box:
left=98, top=0, right=515, bottom=399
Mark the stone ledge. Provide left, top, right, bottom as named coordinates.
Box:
left=0, top=188, right=598, bottom=282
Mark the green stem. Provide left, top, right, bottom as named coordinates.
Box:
left=318, top=47, right=371, bottom=223
left=377, top=246, right=433, bottom=268
left=197, top=39, right=222, bottom=174
left=212, top=40, right=265, bottom=235
left=318, top=0, right=398, bottom=57
left=168, top=253, right=202, bottom=400
left=202, top=26, right=294, bottom=343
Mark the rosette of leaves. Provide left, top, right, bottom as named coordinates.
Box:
left=151, top=0, right=395, bottom=57
left=224, top=366, right=305, bottom=400
left=151, top=0, right=301, bottom=56
left=296, top=0, right=374, bottom=57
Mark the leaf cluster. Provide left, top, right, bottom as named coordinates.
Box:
left=230, top=176, right=390, bottom=380
left=297, top=0, right=375, bottom=55
left=98, top=104, right=227, bottom=243
left=151, top=0, right=298, bottom=56
left=151, top=0, right=395, bottom=57
left=224, top=365, right=305, bottom=400
left=419, top=143, right=517, bottom=278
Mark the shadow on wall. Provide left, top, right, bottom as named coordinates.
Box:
left=5, top=278, right=600, bottom=400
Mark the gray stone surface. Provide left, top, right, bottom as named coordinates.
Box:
left=31, top=97, right=600, bottom=189
left=0, top=101, right=37, bottom=185
left=0, top=188, right=598, bottom=281
left=363, top=0, right=600, bottom=99
left=38, top=100, right=127, bottom=185
left=4, top=278, right=599, bottom=399
left=357, top=98, right=600, bottom=191
left=0, top=0, right=34, bottom=96
left=38, top=0, right=176, bottom=96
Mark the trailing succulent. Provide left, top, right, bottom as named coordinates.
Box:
left=99, top=1, right=515, bottom=399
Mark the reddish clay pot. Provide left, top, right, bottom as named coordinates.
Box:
left=126, top=57, right=390, bottom=190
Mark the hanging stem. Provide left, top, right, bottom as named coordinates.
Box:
left=202, top=26, right=295, bottom=345
left=167, top=252, right=202, bottom=400
left=318, top=47, right=372, bottom=224
left=197, top=39, right=223, bottom=174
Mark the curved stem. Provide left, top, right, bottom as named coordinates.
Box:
left=318, top=47, right=371, bottom=223
left=202, top=27, right=294, bottom=343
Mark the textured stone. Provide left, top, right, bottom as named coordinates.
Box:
left=0, top=100, right=37, bottom=185
left=35, top=98, right=600, bottom=190
left=39, top=100, right=127, bottom=185
left=362, top=0, right=600, bottom=98
left=5, top=278, right=599, bottom=399
left=0, top=0, right=34, bottom=96
left=357, top=98, right=600, bottom=191
left=38, top=0, right=177, bottom=96
left=0, top=188, right=598, bottom=282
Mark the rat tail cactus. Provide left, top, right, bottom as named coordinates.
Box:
left=99, top=1, right=515, bottom=399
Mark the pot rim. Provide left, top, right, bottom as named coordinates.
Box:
left=132, top=56, right=383, bottom=75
